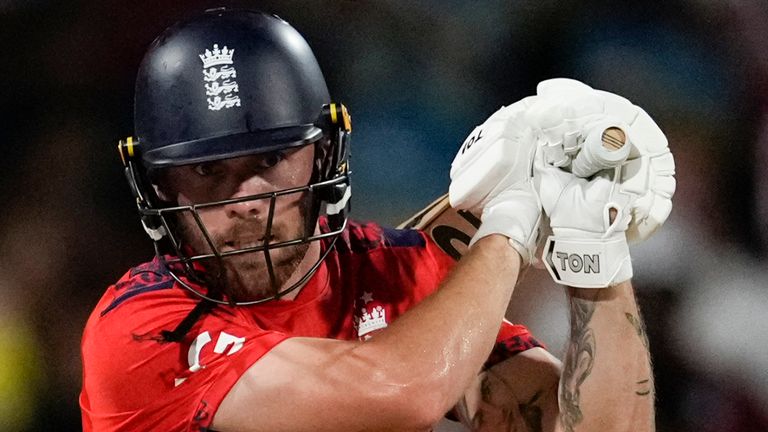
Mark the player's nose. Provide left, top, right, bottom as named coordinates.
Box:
left=223, top=175, right=273, bottom=220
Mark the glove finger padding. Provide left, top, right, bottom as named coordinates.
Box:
left=619, top=107, right=676, bottom=243
left=526, top=81, right=607, bottom=168
left=535, top=149, right=631, bottom=235
left=529, top=78, right=676, bottom=244
left=469, top=184, right=542, bottom=265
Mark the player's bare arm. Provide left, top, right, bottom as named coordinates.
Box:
left=528, top=79, right=671, bottom=431
left=213, top=45, right=548, bottom=432
left=434, top=79, right=673, bottom=431
left=559, top=281, right=654, bottom=432
left=451, top=283, right=653, bottom=432
left=453, top=347, right=563, bottom=431
left=213, top=235, right=523, bottom=432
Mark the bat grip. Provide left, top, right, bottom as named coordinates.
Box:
left=570, top=124, right=630, bottom=177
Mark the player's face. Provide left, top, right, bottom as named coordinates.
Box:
left=157, top=144, right=317, bottom=300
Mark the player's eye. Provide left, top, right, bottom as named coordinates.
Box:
left=254, top=151, right=286, bottom=170
left=192, top=162, right=223, bottom=177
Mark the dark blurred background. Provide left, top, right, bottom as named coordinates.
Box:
left=1, top=0, right=767, bottom=430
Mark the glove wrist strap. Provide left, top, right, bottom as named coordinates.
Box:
left=542, top=235, right=632, bottom=288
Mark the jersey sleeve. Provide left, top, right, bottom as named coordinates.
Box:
left=485, top=320, right=546, bottom=370
left=419, top=229, right=458, bottom=283
left=80, top=282, right=290, bottom=432
left=178, top=312, right=290, bottom=431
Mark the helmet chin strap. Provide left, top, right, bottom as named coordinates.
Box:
left=326, top=185, right=351, bottom=216
left=159, top=299, right=216, bottom=343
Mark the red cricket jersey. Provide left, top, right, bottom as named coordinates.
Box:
left=80, top=220, right=542, bottom=431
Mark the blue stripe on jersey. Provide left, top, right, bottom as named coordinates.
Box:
left=100, top=279, right=175, bottom=317
left=381, top=227, right=425, bottom=248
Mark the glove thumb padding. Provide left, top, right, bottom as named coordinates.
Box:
left=535, top=148, right=632, bottom=239
left=469, top=183, right=542, bottom=264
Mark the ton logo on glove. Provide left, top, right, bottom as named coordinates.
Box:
left=460, top=128, right=484, bottom=155
left=554, top=252, right=600, bottom=274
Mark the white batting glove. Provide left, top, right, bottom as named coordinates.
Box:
left=526, top=78, right=612, bottom=170
left=528, top=78, right=676, bottom=244
left=528, top=79, right=676, bottom=287
left=449, top=98, right=542, bottom=264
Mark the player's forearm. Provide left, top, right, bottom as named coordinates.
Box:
left=361, top=235, right=521, bottom=422
left=559, top=281, right=655, bottom=432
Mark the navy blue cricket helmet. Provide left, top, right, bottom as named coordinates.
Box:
left=118, top=8, right=352, bottom=305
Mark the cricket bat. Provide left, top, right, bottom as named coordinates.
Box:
left=397, top=193, right=479, bottom=260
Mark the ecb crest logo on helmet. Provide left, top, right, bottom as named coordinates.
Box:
left=199, top=44, right=242, bottom=111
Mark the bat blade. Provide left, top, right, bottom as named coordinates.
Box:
left=398, top=194, right=481, bottom=261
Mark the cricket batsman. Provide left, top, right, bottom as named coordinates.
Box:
left=80, top=8, right=675, bottom=431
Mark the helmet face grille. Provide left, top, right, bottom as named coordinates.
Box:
left=135, top=10, right=331, bottom=167
left=145, top=173, right=350, bottom=306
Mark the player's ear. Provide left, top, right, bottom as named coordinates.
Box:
left=313, top=137, right=333, bottom=178
left=152, top=184, right=172, bottom=202
left=317, top=136, right=332, bottom=158
left=148, top=168, right=174, bottom=203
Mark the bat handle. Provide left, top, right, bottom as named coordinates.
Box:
left=570, top=125, right=630, bottom=177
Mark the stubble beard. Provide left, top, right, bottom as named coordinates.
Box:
left=218, top=240, right=311, bottom=302
left=176, top=196, right=315, bottom=302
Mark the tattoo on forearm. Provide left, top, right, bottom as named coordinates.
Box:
left=635, top=383, right=652, bottom=396
left=625, top=313, right=649, bottom=350
left=519, top=391, right=544, bottom=432
left=626, top=313, right=654, bottom=397
left=472, top=376, right=490, bottom=428
left=560, top=296, right=597, bottom=432
left=471, top=374, right=544, bottom=432
left=454, top=395, right=473, bottom=428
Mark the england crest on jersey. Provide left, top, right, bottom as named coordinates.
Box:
left=355, top=291, right=389, bottom=339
